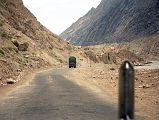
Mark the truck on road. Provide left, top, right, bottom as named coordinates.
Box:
left=69, top=56, right=76, bottom=68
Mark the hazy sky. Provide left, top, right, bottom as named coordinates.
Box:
left=23, top=0, right=101, bottom=35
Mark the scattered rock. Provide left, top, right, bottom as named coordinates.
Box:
left=1, top=83, right=7, bottom=86
left=143, top=84, right=150, bottom=88
left=138, top=84, right=150, bottom=88
left=18, top=42, right=29, bottom=51
left=138, top=85, right=143, bottom=88
left=0, top=59, right=7, bottom=62
left=12, top=40, right=19, bottom=48
left=24, top=55, right=30, bottom=58
left=6, top=78, right=16, bottom=84
left=110, top=68, right=115, bottom=70
left=148, top=75, right=151, bottom=78
left=135, top=77, right=138, bottom=81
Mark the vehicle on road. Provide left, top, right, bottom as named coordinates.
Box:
left=69, top=56, right=76, bottom=68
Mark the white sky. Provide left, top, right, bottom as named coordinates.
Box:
left=22, top=0, right=101, bottom=35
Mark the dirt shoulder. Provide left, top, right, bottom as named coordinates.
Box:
left=0, top=65, right=58, bottom=96
left=67, top=62, right=159, bottom=120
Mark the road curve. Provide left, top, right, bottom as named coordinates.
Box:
left=0, top=68, right=117, bottom=120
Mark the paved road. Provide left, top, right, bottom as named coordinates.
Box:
left=135, top=61, right=159, bottom=70
left=0, top=69, right=117, bottom=120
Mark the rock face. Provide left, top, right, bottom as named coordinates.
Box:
left=60, top=0, right=159, bottom=46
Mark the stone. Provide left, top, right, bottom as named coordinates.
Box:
left=6, top=78, right=16, bottom=84
left=110, top=68, right=115, bottom=70
left=18, top=42, right=29, bottom=51
left=138, top=85, right=143, bottom=88
left=12, top=40, right=19, bottom=48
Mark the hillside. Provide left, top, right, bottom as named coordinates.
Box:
left=0, top=0, right=74, bottom=85
left=60, top=0, right=159, bottom=46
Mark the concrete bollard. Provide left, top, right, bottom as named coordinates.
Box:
left=119, top=61, right=135, bottom=120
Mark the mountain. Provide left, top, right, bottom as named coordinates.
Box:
left=0, top=0, right=72, bottom=85
left=60, top=0, right=159, bottom=46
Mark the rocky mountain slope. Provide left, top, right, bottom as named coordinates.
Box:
left=0, top=0, right=74, bottom=85
left=60, top=0, right=159, bottom=46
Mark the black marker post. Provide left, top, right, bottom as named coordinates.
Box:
left=119, top=61, right=135, bottom=120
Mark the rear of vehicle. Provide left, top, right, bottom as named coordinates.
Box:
left=69, top=56, right=76, bottom=68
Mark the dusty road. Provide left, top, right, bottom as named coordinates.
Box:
left=0, top=68, right=117, bottom=120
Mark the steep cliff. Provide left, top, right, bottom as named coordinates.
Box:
left=60, top=0, right=159, bottom=46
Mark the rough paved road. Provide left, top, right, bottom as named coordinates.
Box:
left=0, top=69, right=117, bottom=120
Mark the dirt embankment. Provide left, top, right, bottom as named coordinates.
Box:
left=0, top=0, right=75, bottom=86
left=67, top=62, right=159, bottom=120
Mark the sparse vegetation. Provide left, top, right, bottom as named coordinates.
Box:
left=7, top=46, right=18, bottom=53
left=1, top=32, right=12, bottom=39
left=0, top=17, right=5, bottom=26
left=0, top=48, right=5, bottom=56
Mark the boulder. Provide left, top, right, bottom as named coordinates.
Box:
left=6, top=78, right=16, bottom=84
left=12, top=40, right=19, bottom=48
left=18, top=42, right=29, bottom=51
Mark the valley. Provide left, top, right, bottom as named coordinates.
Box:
left=0, top=0, right=159, bottom=120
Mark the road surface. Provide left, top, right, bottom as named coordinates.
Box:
left=135, top=61, right=159, bottom=70
left=0, top=68, right=117, bottom=120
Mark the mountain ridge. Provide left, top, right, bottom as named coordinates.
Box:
left=60, top=0, right=159, bottom=46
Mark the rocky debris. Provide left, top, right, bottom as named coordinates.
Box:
left=12, top=40, right=19, bottom=48
left=138, top=84, right=151, bottom=88
left=0, top=83, right=7, bottom=86
left=0, top=0, right=72, bottom=86
left=84, top=51, right=98, bottom=63
left=99, top=52, right=117, bottom=64
left=69, top=63, right=159, bottom=120
left=110, top=68, right=115, bottom=71
left=6, top=78, right=16, bottom=84
left=18, top=42, right=29, bottom=51
left=84, top=49, right=145, bottom=65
